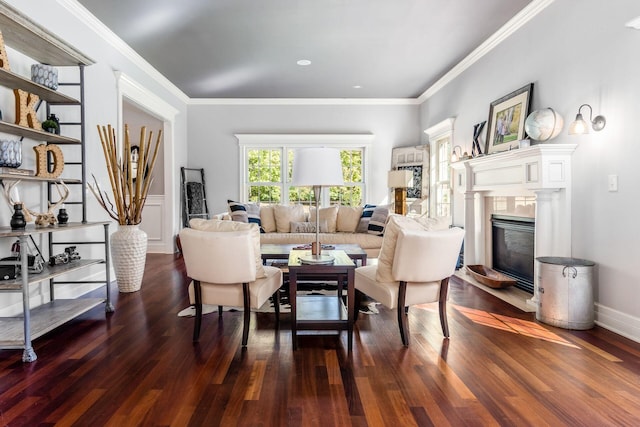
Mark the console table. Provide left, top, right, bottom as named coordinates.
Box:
left=287, top=249, right=356, bottom=351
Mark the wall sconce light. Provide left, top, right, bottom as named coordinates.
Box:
left=568, top=104, right=606, bottom=135
left=388, top=169, right=413, bottom=215
left=451, top=145, right=470, bottom=162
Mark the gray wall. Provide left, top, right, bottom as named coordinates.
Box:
left=420, top=0, right=640, bottom=338
left=187, top=103, right=421, bottom=214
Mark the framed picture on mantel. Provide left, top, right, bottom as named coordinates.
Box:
left=485, top=83, right=533, bottom=155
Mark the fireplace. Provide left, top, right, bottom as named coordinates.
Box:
left=451, top=143, right=577, bottom=306
left=491, top=215, right=534, bottom=293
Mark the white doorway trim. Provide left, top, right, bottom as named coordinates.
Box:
left=115, top=71, right=179, bottom=253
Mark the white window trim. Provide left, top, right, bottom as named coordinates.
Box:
left=235, top=134, right=374, bottom=204
left=424, top=118, right=455, bottom=216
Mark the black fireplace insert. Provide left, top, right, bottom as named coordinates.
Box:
left=491, top=215, right=535, bottom=293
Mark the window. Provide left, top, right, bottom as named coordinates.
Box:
left=425, top=118, right=455, bottom=218
left=237, top=135, right=372, bottom=207
left=435, top=138, right=451, bottom=217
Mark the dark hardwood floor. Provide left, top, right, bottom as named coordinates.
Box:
left=1, top=253, right=639, bottom=426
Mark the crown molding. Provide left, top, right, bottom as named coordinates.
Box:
left=417, top=0, right=555, bottom=103
left=56, top=0, right=189, bottom=104
left=189, top=98, right=420, bottom=106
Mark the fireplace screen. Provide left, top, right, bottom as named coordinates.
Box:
left=491, top=215, right=535, bottom=293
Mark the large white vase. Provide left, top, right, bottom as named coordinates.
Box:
left=111, top=224, right=148, bottom=292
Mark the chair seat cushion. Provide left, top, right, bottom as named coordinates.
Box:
left=355, top=265, right=440, bottom=309
left=188, top=265, right=282, bottom=309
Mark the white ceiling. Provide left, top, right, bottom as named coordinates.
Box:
left=77, top=0, right=532, bottom=99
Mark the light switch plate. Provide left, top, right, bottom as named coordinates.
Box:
left=608, top=174, right=618, bottom=192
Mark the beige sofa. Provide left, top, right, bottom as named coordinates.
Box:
left=217, top=203, right=389, bottom=258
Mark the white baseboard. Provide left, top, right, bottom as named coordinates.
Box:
left=595, top=303, right=640, bottom=344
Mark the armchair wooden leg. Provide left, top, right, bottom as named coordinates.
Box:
left=193, top=280, right=203, bottom=342
left=272, top=289, right=280, bottom=329
left=439, top=277, right=450, bottom=338
left=218, top=306, right=223, bottom=318
left=242, top=282, right=251, bottom=347
left=397, top=281, right=409, bottom=346
left=354, top=289, right=363, bottom=321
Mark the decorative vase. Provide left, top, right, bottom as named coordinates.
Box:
left=110, top=224, right=147, bottom=292
left=0, top=140, right=21, bottom=167
left=48, top=114, right=60, bottom=135
left=10, top=203, right=26, bottom=230
left=31, top=63, right=58, bottom=90
left=56, top=208, right=69, bottom=225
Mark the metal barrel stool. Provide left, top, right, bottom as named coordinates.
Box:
left=536, top=257, right=596, bottom=330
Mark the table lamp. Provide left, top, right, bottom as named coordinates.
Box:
left=388, top=169, right=413, bottom=215
left=291, top=147, right=344, bottom=264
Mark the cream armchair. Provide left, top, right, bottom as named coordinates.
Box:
left=355, top=227, right=464, bottom=345
left=179, top=227, right=283, bottom=346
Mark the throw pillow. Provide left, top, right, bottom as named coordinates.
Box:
left=309, top=205, right=339, bottom=233
left=367, top=204, right=390, bottom=236
left=227, top=200, right=261, bottom=230
left=356, top=204, right=377, bottom=233
left=260, top=205, right=277, bottom=233
left=376, top=214, right=435, bottom=283
left=336, top=205, right=363, bottom=233
left=189, top=218, right=266, bottom=279
left=290, top=221, right=328, bottom=233
left=274, top=204, right=306, bottom=233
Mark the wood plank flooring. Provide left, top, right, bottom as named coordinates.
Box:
left=1, top=253, right=639, bottom=426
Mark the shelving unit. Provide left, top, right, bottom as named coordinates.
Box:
left=0, top=223, right=112, bottom=361
left=0, top=2, right=111, bottom=363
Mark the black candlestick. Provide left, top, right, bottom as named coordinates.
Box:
left=10, top=203, right=26, bottom=230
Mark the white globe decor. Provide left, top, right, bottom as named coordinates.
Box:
left=524, top=108, right=564, bottom=141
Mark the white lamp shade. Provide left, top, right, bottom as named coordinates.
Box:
left=388, top=169, right=414, bottom=188
left=291, top=148, right=344, bottom=187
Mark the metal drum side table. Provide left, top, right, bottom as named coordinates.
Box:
left=536, top=256, right=596, bottom=330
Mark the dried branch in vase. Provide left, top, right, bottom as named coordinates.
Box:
left=90, top=124, right=162, bottom=225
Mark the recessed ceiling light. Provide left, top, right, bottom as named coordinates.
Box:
left=353, top=85, right=362, bottom=89
left=297, top=59, right=311, bottom=66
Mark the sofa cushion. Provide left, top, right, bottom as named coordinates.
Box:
left=310, top=205, right=338, bottom=233
left=290, top=221, right=328, bottom=233
left=260, top=231, right=383, bottom=258
left=274, top=204, right=306, bottom=232
left=367, top=204, right=390, bottom=236
left=336, top=205, right=363, bottom=233
left=376, top=214, right=451, bottom=283
left=227, top=200, right=261, bottom=229
left=260, top=205, right=277, bottom=233
left=189, top=218, right=266, bottom=278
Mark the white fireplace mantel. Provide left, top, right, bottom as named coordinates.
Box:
left=451, top=143, right=577, bottom=305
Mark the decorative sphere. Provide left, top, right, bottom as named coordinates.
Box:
left=524, top=108, right=564, bottom=141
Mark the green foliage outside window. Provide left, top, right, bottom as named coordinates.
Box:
left=247, top=147, right=364, bottom=206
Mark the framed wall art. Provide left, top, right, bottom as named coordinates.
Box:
left=485, top=83, right=533, bottom=154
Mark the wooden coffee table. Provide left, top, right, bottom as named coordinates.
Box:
left=287, top=249, right=356, bottom=351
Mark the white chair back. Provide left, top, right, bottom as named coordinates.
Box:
left=392, top=227, right=464, bottom=283
left=179, top=227, right=257, bottom=284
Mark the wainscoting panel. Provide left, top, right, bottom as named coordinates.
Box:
left=140, top=195, right=171, bottom=253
